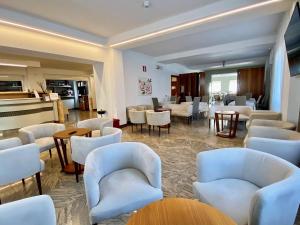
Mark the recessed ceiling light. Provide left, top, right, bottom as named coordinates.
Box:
left=0, top=62, right=28, bottom=67
left=0, top=19, right=104, bottom=48
left=143, top=0, right=150, bottom=8
left=110, top=0, right=283, bottom=47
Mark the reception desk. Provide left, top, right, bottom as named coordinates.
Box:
left=0, top=98, right=59, bottom=131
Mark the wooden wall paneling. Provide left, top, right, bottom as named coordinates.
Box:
left=178, top=73, right=200, bottom=99
left=237, top=67, right=265, bottom=99
left=171, top=75, right=179, bottom=96
left=199, top=72, right=206, bottom=97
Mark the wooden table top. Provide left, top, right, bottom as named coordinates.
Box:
left=127, top=198, right=237, bottom=225
left=53, top=128, right=91, bottom=139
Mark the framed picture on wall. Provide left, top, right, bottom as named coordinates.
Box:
left=138, top=77, right=152, bottom=96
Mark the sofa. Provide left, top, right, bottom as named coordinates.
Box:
left=245, top=111, right=282, bottom=129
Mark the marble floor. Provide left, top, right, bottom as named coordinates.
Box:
left=0, top=110, right=299, bottom=225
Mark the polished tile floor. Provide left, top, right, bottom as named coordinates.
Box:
left=1, top=110, right=299, bottom=225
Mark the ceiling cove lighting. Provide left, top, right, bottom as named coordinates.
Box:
left=0, top=62, right=28, bottom=67
left=0, top=19, right=104, bottom=47
left=110, top=0, right=282, bottom=47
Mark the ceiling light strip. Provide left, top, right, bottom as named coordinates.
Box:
left=0, top=19, right=104, bottom=47
left=0, top=62, right=27, bottom=67
left=110, top=0, right=282, bottom=47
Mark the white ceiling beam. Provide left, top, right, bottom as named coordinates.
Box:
left=108, top=0, right=291, bottom=48
left=155, top=35, right=276, bottom=63
left=0, top=7, right=107, bottom=46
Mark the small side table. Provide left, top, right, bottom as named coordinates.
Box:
left=215, top=111, right=239, bottom=138
left=53, top=128, right=92, bottom=173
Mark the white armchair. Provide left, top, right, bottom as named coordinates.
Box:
left=84, top=142, right=163, bottom=224
left=146, top=110, right=171, bottom=136
left=77, top=117, right=113, bottom=137
left=193, top=148, right=300, bottom=225
left=245, top=126, right=300, bottom=165
left=167, top=103, right=193, bottom=124
left=0, top=138, right=44, bottom=203
left=70, top=127, right=122, bottom=182
left=246, top=111, right=282, bottom=129
left=18, top=123, right=65, bottom=158
left=248, top=119, right=296, bottom=130
left=0, top=195, right=56, bottom=225
left=128, top=109, right=146, bottom=133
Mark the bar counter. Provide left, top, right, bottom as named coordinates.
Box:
left=0, top=97, right=59, bottom=131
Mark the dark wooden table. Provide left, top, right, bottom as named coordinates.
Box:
left=215, top=111, right=239, bottom=138
left=53, top=128, right=92, bottom=173
left=127, top=198, right=237, bottom=225
left=154, top=107, right=171, bottom=112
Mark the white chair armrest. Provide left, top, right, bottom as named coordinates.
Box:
left=250, top=171, right=300, bottom=225
left=0, top=195, right=56, bottom=225
left=248, top=126, right=293, bottom=140
left=0, top=143, right=43, bottom=185
left=0, top=137, right=22, bottom=150
left=246, top=137, right=300, bottom=165
left=18, top=129, right=35, bottom=144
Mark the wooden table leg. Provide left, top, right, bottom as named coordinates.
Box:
left=54, top=138, right=65, bottom=171
left=60, top=139, right=68, bottom=165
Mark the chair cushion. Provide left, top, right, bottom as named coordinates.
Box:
left=35, top=137, right=56, bottom=152
left=193, top=179, right=259, bottom=225
left=90, top=168, right=163, bottom=222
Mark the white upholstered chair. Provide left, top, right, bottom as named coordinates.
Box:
left=146, top=110, right=171, bottom=136
left=0, top=138, right=44, bottom=203
left=248, top=119, right=296, bottom=130
left=246, top=111, right=281, bottom=129
left=18, top=123, right=65, bottom=158
left=0, top=195, right=56, bottom=225
left=70, top=127, right=122, bottom=182
left=77, top=117, right=113, bottom=137
left=128, top=109, right=146, bottom=133
left=245, top=126, right=300, bottom=165
left=167, top=102, right=193, bottom=124
left=193, top=148, right=300, bottom=225
left=84, top=142, right=163, bottom=224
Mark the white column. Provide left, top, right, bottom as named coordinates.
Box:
left=93, top=48, right=127, bottom=125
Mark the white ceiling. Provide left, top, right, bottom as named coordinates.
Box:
left=0, top=0, right=221, bottom=37
left=0, top=0, right=294, bottom=71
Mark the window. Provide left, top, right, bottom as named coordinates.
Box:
left=211, top=81, right=221, bottom=93
left=229, top=80, right=237, bottom=93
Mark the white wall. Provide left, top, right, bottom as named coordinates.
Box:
left=123, top=50, right=188, bottom=106
left=270, top=0, right=300, bottom=123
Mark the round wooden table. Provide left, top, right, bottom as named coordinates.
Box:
left=53, top=128, right=92, bottom=173
left=127, top=198, right=237, bottom=225
left=215, top=111, right=239, bottom=138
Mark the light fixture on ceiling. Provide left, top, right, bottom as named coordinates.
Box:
left=0, top=19, right=104, bottom=48
left=110, top=0, right=283, bottom=47
left=143, top=0, right=150, bottom=8
left=0, top=62, right=28, bottom=67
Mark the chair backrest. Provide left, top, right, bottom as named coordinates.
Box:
left=170, top=96, right=176, bottom=101
left=201, top=95, right=209, bottom=103
left=71, top=127, right=122, bottom=165
left=128, top=109, right=146, bottom=124
left=245, top=92, right=252, bottom=100
left=146, top=110, right=170, bottom=126
left=152, top=98, right=160, bottom=110
left=0, top=195, right=56, bottom=225
left=19, top=123, right=65, bottom=143
left=185, top=96, right=192, bottom=102
left=0, top=137, right=22, bottom=151
left=192, top=97, right=200, bottom=114
left=77, top=117, right=113, bottom=133
left=235, top=96, right=247, bottom=106
left=248, top=126, right=300, bottom=140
